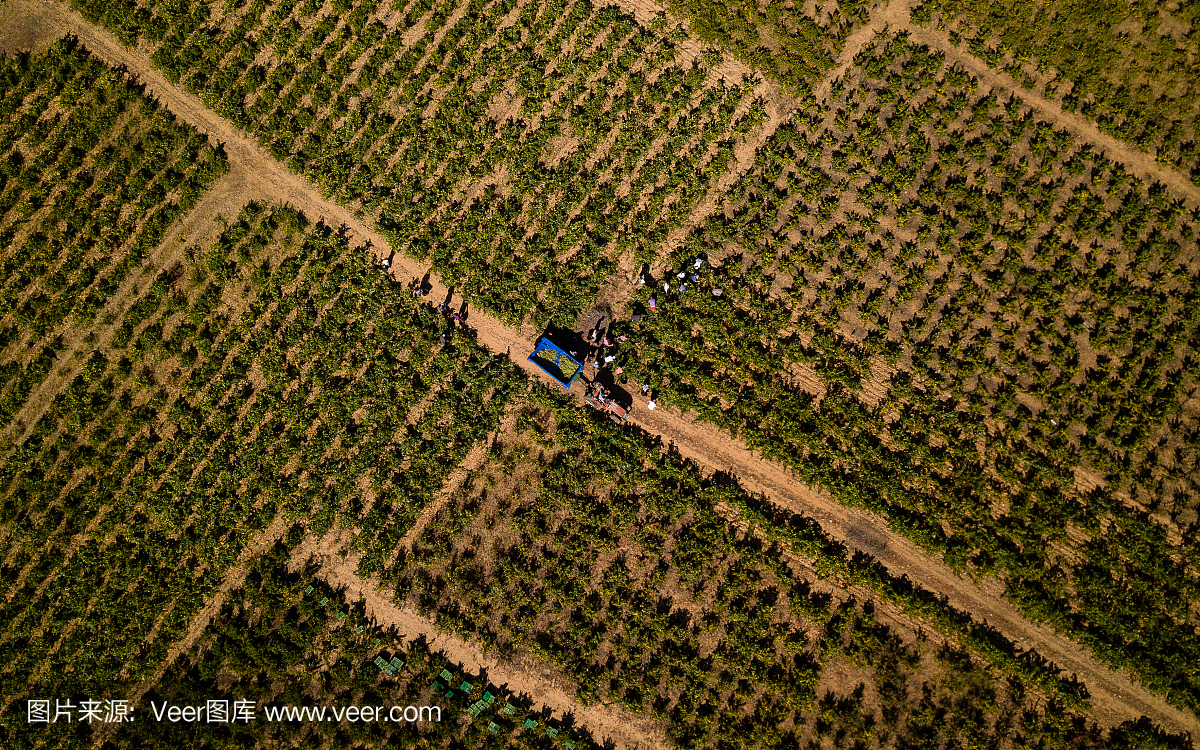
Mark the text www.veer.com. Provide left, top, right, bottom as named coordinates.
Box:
left=262, top=704, right=441, bottom=723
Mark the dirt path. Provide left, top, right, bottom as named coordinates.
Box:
left=627, top=402, right=1199, bottom=735
left=102, top=514, right=292, bottom=745
left=0, top=166, right=252, bottom=451
left=654, top=78, right=793, bottom=266
left=22, top=0, right=1200, bottom=736
left=289, top=530, right=669, bottom=750
left=898, top=21, right=1200, bottom=206
left=395, top=431, right=496, bottom=553
left=813, top=0, right=911, bottom=102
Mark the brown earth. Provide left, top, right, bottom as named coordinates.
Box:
left=0, top=0, right=58, bottom=54
left=11, top=0, right=1200, bottom=738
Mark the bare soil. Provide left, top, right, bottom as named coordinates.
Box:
left=0, top=0, right=58, bottom=54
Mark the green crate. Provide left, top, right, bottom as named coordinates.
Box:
left=487, top=722, right=500, bottom=735
left=524, top=718, right=538, bottom=730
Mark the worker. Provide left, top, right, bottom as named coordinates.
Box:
left=694, top=258, right=703, bottom=269
left=676, top=271, right=686, bottom=280
left=647, top=399, right=656, bottom=410
left=711, top=287, right=723, bottom=297
left=641, top=383, right=650, bottom=394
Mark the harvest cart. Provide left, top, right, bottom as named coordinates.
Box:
left=528, top=335, right=582, bottom=388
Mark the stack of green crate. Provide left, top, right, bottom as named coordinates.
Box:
left=466, top=689, right=496, bottom=718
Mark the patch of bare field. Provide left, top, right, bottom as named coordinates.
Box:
left=0, top=0, right=59, bottom=54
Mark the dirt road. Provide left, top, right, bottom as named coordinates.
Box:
left=289, top=529, right=669, bottom=750
left=898, top=21, right=1200, bottom=206
left=13, top=0, right=1200, bottom=737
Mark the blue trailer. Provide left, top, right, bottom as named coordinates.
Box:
left=528, top=336, right=582, bottom=388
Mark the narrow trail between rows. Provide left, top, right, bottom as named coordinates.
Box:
left=288, top=528, right=669, bottom=750
left=813, top=0, right=913, bottom=102
left=20, top=0, right=1200, bottom=738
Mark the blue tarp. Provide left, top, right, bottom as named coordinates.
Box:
left=528, top=337, right=581, bottom=388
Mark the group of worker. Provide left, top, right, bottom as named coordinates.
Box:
left=638, top=257, right=722, bottom=312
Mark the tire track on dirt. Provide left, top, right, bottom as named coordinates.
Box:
left=289, top=529, right=669, bottom=750
left=28, top=0, right=1199, bottom=736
